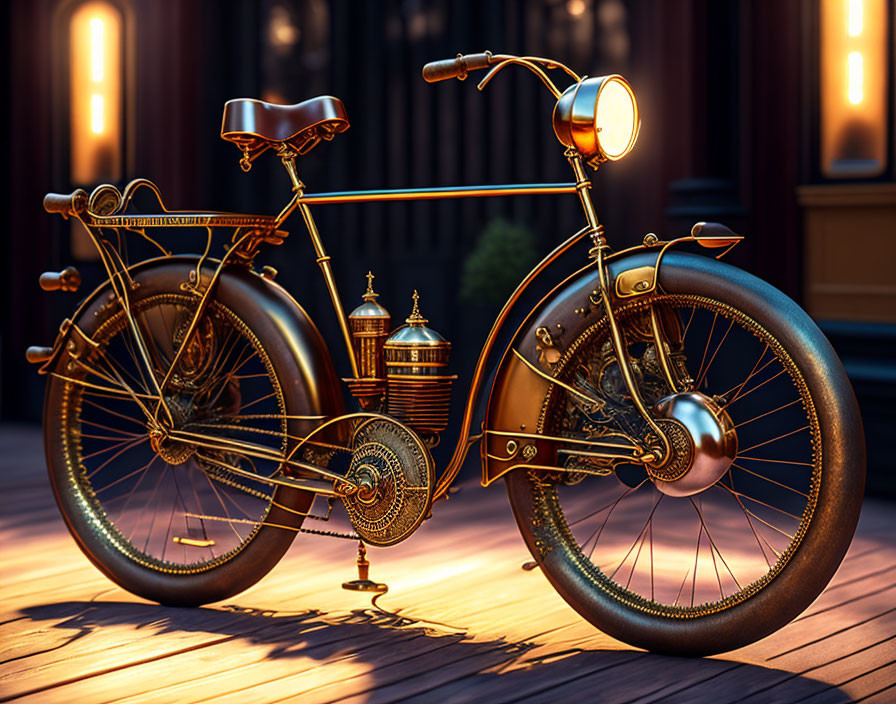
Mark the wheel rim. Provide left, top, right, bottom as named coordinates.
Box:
left=59, top=294, right=289, bottom=573
left=537, top=294, right=821, bottom=617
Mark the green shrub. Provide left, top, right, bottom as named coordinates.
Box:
left=459, top=218, right=538, bottom=305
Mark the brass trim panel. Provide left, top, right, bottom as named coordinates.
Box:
left=86, top=212, right=277, bottom=229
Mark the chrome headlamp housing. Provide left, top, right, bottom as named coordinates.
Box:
left=553, top=75, right=640, bottom=167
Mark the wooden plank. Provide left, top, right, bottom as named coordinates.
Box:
left=14, top=616, right=425, bottom=703
left=0, top=425, right=894, bottom=703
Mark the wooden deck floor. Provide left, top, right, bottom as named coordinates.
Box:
left=0, top=423, right=893, bottom=703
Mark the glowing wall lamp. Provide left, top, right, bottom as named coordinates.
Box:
left=820, top=0, right=888, bottom=177
left=69, top=1, right=122, bottom=184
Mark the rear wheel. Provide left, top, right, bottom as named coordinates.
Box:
left=44, top=264, right=322, bottom=605
left=506, top=255, right=864, bottom=654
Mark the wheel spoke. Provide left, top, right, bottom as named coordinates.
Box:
left=693, top=311, right=719, bottom=388
left=695, top=318, right=735, bottom=389
left=731, top=463, right=809, bottom=498
left=733, top=398, right=802, bottom=429
left=690, top=497, right=741, bottom=591
left=736, top=425, right=810, bottom=455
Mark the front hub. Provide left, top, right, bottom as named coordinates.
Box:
left=646, top=392, right=738, bottom=497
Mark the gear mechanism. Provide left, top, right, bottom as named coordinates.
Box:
left=342, top=418, right=434, bottom=547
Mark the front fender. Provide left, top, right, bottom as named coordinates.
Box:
left=482, top=250, right=717, bottom=486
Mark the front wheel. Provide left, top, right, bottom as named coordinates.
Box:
left=505, top=253, right=865, bottom=655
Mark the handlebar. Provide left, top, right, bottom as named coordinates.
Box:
left=43, top=189, right=88, bottom=220
left=422, top=52, right=500, bottom=82
left=422, top=51, right=581, bottom=101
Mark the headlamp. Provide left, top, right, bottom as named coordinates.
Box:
left=553, top=75, right=640, bottom=166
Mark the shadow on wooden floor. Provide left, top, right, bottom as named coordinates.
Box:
left=11, top=600, right=851, bottom=703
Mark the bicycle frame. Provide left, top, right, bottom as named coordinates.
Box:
left=37, top=53, right=742, bottom=505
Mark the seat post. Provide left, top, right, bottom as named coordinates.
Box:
left=279, top=148, right=360, bottom=379
left=278, top=145, right=303, bottom=191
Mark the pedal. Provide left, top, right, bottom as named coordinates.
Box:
left=342, top=541, right=388, bottom=594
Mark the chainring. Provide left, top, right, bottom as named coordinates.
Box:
left=342, top=418, right=435, bottom=547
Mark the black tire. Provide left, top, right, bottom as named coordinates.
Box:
left=43, top=260, right=330, bottom=606
left=505, top=252, right=865, bottom=655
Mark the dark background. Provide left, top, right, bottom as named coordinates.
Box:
left=4, top=0, right=895, bottom=493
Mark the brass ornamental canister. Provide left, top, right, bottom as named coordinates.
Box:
left=346, top=272, right=390, bottom=409
left=383, top=290, right=456, bottom=435
left=348, top=271, right=391, bottom=378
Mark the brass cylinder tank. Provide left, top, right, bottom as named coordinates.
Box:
left=383, top=290, right=455, bottom=435
left=347, top=272, right=390, bottom=409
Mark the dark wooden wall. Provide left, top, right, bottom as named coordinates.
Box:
left=2, top=0, right=821, bottom=467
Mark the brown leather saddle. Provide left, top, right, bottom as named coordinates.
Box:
left=220, top=96, right=349, bottom=169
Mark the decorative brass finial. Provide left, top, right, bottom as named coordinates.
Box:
left=363, top=271, right=378, bottom=301
left=406, top=290, right=429, bottom=326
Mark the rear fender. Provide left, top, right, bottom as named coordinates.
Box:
left=41, top=255, right=344, bottom=420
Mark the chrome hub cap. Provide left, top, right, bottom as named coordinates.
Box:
left=648, top=392, right=738, bottom=497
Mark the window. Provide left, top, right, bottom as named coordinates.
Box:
left=819, top=0, right=889, bottom=177
left=69, top=1, right=123, bottom=184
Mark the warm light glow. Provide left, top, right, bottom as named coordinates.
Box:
left=566, top=0, right=586, bottom=17
left=819, top=0, right=887, bottom=176
left=90, top=18, right=104, bottom=81
left=847, top=51, right=864, bottom=104
left=90, top=93, right=104, bottom=134
left=594, top=78, right=637, bottom=160
left=70, top=2, right=121, bottom=184
left=847, top=0, right=863, bottom=36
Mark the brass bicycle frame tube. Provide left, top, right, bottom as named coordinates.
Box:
left=295, top=183, right=578, bottom=205
left=650, top=304, right=680, bottom=392
left=567, top=151, right=672, bottom=462
left=195, top=451, right=351, bottom=497
left=274, top=155, right=362, bottom=379
left=432, top=226, right=594, bottom=499
left=153, top=232, right=254, bottom=422
left=74, top=215, right=172, bottom=427
left=283, top=173, right=591, bottom=499
left=166, top=428, right=358, bottom=491
left=484, top=428, right=642, bottom=455
left=595, top=234, right=671, bottom=461
left=296, top=199, right=360, bottom=378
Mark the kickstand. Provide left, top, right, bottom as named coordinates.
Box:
left=342, top=541, right=388, bottom=594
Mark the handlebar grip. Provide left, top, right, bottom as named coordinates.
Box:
left=422, top=52, right=493, bottom=82
left=40, top=266, right=82, bottom=293
left=43, top=189, right=88, bottom=219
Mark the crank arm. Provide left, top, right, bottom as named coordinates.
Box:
left=166, top=428, right=358, bottom=494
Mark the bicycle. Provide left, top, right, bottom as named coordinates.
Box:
left=33, top=51, right=865, bottom=655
